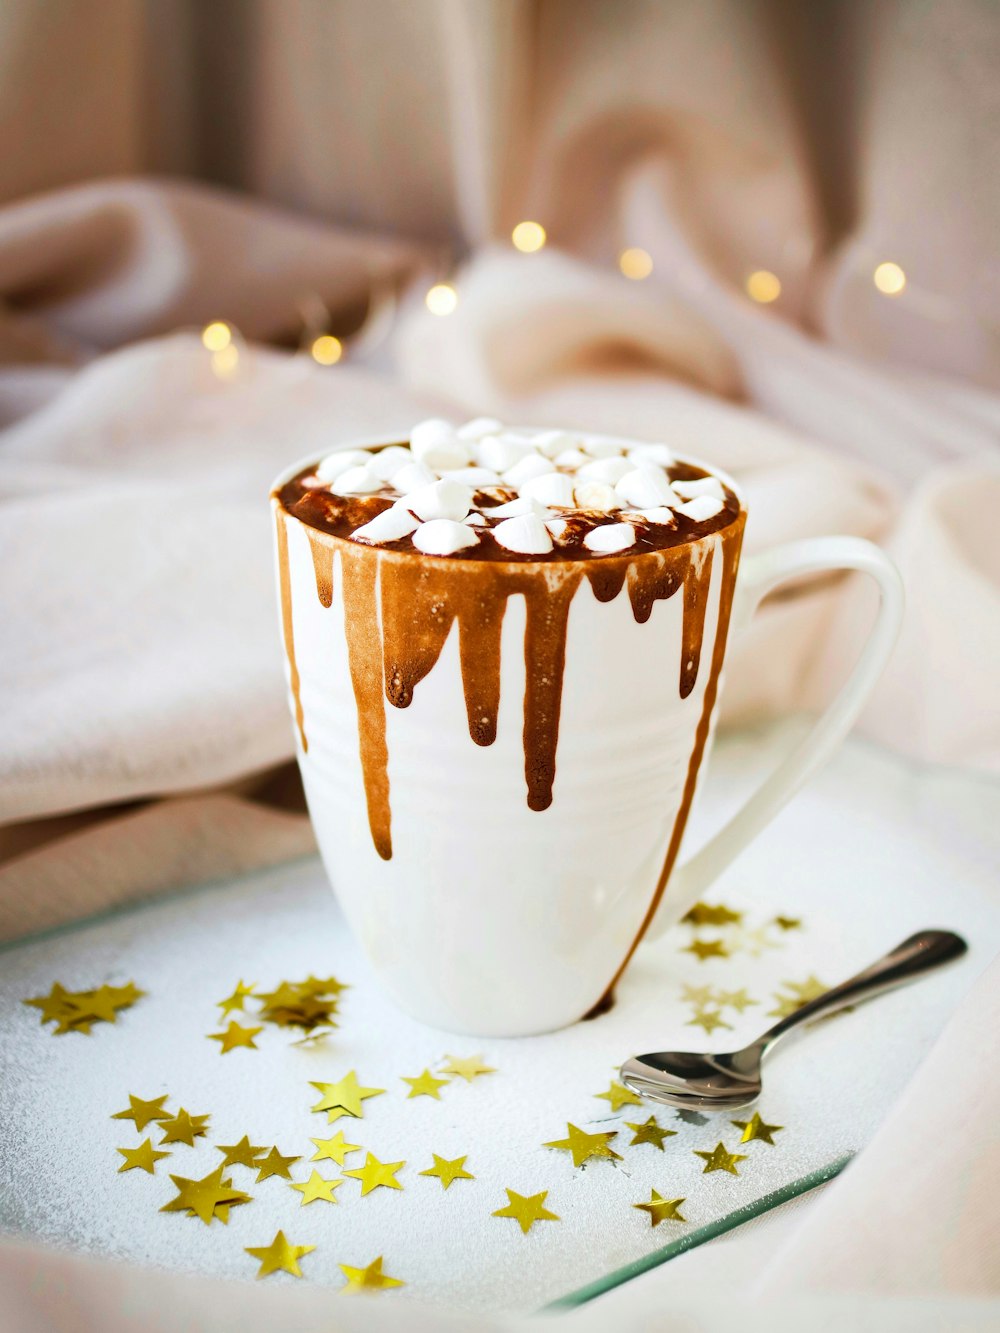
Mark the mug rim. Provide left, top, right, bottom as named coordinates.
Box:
left=270, top=430, right=747, bottom=569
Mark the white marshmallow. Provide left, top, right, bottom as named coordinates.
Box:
left=631, top=506, right=677, bottom=525
left=412, top=519, right=480, bottom=556
left=492, top=514, right=554, bottom=555
left=577, top=456, right=633, bottom=485
left=676, top=495, right=726, bottom=522
left=367, top=445, right=413, bottom=482
left=627, top=442, right=675, bottom=468
left=616, top=466, right=675, bottom=508
left=583, top=522, right=637, bottom=554
left=486, top=495, right=551, bottom=518
left=580, top=436, right=625, bottom=460
left=573, top=480, right=622, bottom=512
left=464, top=512, right=487, bottom=526
left=545, top=517, right=570, bottom=539
left=351, top=506, right=420, bottom=544
left=521, top=471, right=577, bottom=507
left=475, top=434, right=534, bottom=473
left=671, top=476, right=726, bottom=501
left=502, top=452, right=555, bottom=488
left=457, top=416, right=504, bottom=441
left=554, top=448, right=591, bottom=471
left=404, top=478, right=473, bottom=522
left=409, top=420, right=471, bottom=472
left=533, top=429, right=578, bottom=459
left=392, top=461, right=437, bottom=494
left=316, top=449, right=373, bottom=482
left=331, top=464, right=382, bottom=495
left=440, top=466, right=502, bottom=487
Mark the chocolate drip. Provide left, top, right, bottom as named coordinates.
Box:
left=340, top=544, right=393, bottom=861
left=306, top=529, right=336, bottom=608
left=274, top=509, right=308, bottom=753
left=380, top=563, right=457, bottom=709
left=585, top=563, right=628, bottom=604
left=521, top=569, right=583, bottom=811
left=458, top=586, right=506, bottom=747
left=680, top=545, right=714, bottom=699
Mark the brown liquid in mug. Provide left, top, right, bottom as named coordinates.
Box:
left=273, top=451, right=745, bottom=1007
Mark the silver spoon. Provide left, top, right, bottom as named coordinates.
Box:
left=620, top=929, right=967, bottom=1111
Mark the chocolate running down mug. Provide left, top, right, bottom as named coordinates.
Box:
left=271, top=425, right=903, bottom=1036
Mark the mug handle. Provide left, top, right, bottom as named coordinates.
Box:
left=646, top=535, right=904, bottom=938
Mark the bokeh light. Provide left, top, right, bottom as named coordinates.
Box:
left=310, top=334, right=343, bottom=365
left=512, top=221, right=547, bottom=253
left=425, top=283, right=459, bottom=316
left=873, top=261, right=906, bottom=295
left=619, top=247, right=653, bottom=280
left=745, top=270, right=782, bottom=304
left=201, top=321, right=233, bottom=352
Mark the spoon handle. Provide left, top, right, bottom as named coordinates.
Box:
left=759, top=929, right=967, bottom=1050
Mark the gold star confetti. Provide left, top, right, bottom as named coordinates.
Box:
left=299, top=973, right=349, bottom=997
left=255, top=976, right=344, bottom=1033
left=25, top=981, right=145, bottom=1034
left=544, top=1123, right=621, bottom=1168
left=343, top=1152, right=405, bottom=1195
left=594, top=1080, right=642, bottom=1112
left=766, top=993, right=800, bottom=1018
left=625, top=1116, right=676, bottom=1150
left=401, top=1069, right=449, bottom=1100
left=310, top=1071, right=385, bottom=1122
left=782, top=974, right=827, bottom=1002
left=682, top=902, right=743, bottom=926
left=291, top=1170, right=342, bottom=1206
left=773, top=916, right=802, bottom=931
left=440, top=1054, right=496, bottom=1082
left=339, top=1255, right=404, bottom=1293
left=208, top=1020, right=263, bottom=1054
left=729, top=925, right=782, bottom=957
left=492, top=1188, right=560, bottom=1234
left=111, top=1093, right=171, bottom=1132
left=683, top=938, right=730, bottom=961
left=116, top=1139, right=170, bottom=1174
left=310, top=1131, right=361, bottom=1165
left=419, top=1154, right=474, bottom=1189
left=680, top=984, right=716, bottom=1007
left=686, top=1008, right=733, bottom=1034
left=693, top=1142, right=747, bottom=1175
left=159, top=1108, right=210, bottom=1147
left=255, top=1147, right=301, bottom=1182
left=216, top=1136, right=266, bottom=1170
left=633, top=1189, right=687, bottom=1226
left=217, top=980, right=256, bottom=1016
left=715, top=988, right=758, bottom=1013
left=732, top=1112, right=784, bottom=1145
left=160, top=1164, right=250, bottom=1225
left=245, top=1231, right=315, bottom=1279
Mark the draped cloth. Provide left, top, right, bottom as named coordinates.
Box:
left=0, top=1, right=999, bottom=1323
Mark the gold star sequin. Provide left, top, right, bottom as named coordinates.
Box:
left=683, top=938, right=730, bottom=962
left=255, top=1147, right=301, bottom=1182
left=686, top=1008, right=732, bottom=1034
left=23, top=983, right=74, bottom=1025
left=25, top=981, right=145, bottom=1034
left=111, top=1093, right=171, bottom=1132
left=625, top=1116, right=676, bottom=1150
left=256, top=977, right=341, bottom=1033
left=299, top=973, right=349, bottom=996
left=116, top=1139, right=170, bottom=1174
left=715, top=988, right=758, bottom=1013
left=419, top=1154, right=474, bottom=1189
left=633, top=1189, right=687, bottom=1226
left=310, top=1071, right=385, bottom=1122
left=310, top=1131, right=361, bottom=1165
left=544, top=1123, right=621, bottom=1168
left=693, top=1142, right=747, bottom=1175
left=208, top=1020, right=263, bottom=1054
left=245, top=1231, right=315, bottom=1279
left=492, top=1188, right=560, bottom=1234
left=339, top=1255, right=404, bottom=1293
left=731, top=1112, right=783, bottom=1145
left=680, top=984, right=716, bottom=1007
left=217, top=980, right=256, bottom=1016
left=159, top=1108, right=210, bottom=1147
left=773, top=916, right=802, bottom=931
left=291, top=1170, right=342, bottom=1206
left=594, top=1081, right=642, bottom=1112
left=767, top=993, right=802, bottom=1018
left=216, top=1136, right=266, bottom=1170
left=161, top=1164, right=251, bottom=1225
left=440, top=1054, right=496, bottom=1082
left=782, top=975, right=827, bottom=1002
left=401, top=1069, right=449, bottom=1100
left=730, top=925, right=782, bottom=958
left=343, top=1152, right=404, bottom=1195
left=682, top=902, right=743, bottom=926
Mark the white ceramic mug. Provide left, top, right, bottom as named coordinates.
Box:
left=272, top=438, right=903, bottom=1037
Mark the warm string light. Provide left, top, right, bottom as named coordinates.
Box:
left=310, top=334, right=343, bottom=365
left=210, top=343, right=240, bottom=380
left=619, top=247, right=653, bottom=280
left=201, top=321, right=233, bottom=353
left=745, top=270, right=782, bottom=304
left=512, top=221, right=547, bottom=254
left=873, top=261, right=906, bottom=295
left=425, top=282, right=459, bottom=316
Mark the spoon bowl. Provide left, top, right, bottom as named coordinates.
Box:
left=620, top=929, right=967, bottom=1111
